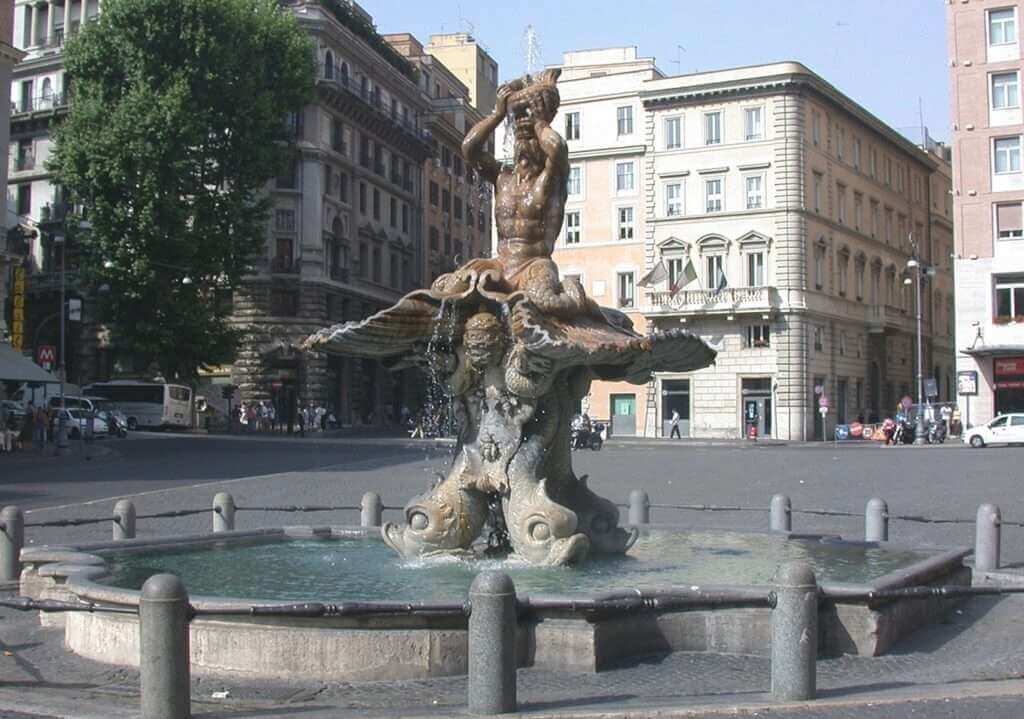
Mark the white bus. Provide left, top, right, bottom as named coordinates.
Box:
left=82, top=381, right=192, bottom=430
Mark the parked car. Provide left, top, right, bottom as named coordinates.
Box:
left=963, top=414, right=1024, bottom=448
left=51, top=408, right=108, bottom=439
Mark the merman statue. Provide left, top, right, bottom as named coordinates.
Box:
left=303, top=69, right=716, bottom=566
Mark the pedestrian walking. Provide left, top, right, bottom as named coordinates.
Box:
left=316, top=404, right=327, bottom=432
left=669, top=409, right=682, bottom=439
left=33, top=405, right=48, bottom=452
left=297, top=402, right=306, bottom=438
left=940, top=403, right=953, bottom=435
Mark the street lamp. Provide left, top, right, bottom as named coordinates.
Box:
left=905, top=238, right=931, bottom=446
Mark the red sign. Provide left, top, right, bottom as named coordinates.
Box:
left=995, top=380, right=1024, bottom=390
left=995, top=358, right=1024, bottom=378
left=37, top=345, right=56, bottom=365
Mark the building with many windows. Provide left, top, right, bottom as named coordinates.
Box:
left=0, top=0, right=26, bottom=347
left=511, top=49, right=955, bottom=439
left=948, top=1, right=1024, bottom=427
left=384, top=32, right=495, bottom=284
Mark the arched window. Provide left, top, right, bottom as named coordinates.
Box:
left=696, top=235, right=728, bottom=290
left=340, top=62, right=349, bottom=85
left=324, top=50, right=334, bottom=79
left=41, top=78, right=53, bottom=106
left=360, top=75, right=368, bottom=99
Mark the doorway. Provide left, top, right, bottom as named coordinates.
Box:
left=741, top=377, right=772, bottom=437
left=661, top=380, right=690, bottom=437
left=610, top=394, right=636, bottom=437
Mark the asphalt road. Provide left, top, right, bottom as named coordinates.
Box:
left=3, top=433, right=1024, bottom=559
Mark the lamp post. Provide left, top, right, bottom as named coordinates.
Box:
left=54, top=232, right=68, bottom=454
left=905, top=244, right=929, bottom=445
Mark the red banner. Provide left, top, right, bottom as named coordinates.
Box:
left=995, top=358, right=1024, bottom=377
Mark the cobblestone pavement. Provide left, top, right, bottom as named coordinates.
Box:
left=5, top=438, right=1024, bottom=717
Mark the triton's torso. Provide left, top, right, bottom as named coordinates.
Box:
left=494, top=168, right=565, bottom=261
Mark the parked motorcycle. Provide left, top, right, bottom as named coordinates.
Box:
left=570, top=415, right=604, bottom=451
left=927, top=419, right=947, bottom=444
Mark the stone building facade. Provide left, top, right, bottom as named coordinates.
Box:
left=0, top=0, right=26, bottom=347
left=947, top=0, right=1024, bottom=427
left=509, top=51, right=955, bottom=440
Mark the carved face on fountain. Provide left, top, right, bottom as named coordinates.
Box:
left=463, top=312, right=506, bottom=371
left=506, top=71, right=560, bottom=176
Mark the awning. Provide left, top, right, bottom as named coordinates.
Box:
left=962, top=345, right=1024, bottom=358
left=0, top=342, right=60, bottom=384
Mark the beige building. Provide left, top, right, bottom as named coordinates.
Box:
left=948, top=0, right=1024, bottom=427
left=384, top=32, right=495, bottom=284
left=424, top=32, right=498, bottom=114
left=508, top=50, right=955, bottom=439
left=0, top=0, right=26, bottom=347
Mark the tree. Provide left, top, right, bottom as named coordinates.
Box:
left=50, top=0, right=314, bottom=382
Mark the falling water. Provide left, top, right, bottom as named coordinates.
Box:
left=420, top=298, right=459, bottom=486
left=522, top=24, right=542, bottom=75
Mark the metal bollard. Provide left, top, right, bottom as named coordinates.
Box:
left=140, top=573, right=191, bottom=719
left=212, top=492, right=235, bottom=533
left=975, top=503, right=1001, bottom=572
left=468, top=571, right=517, bottom=715
left=0, top=506, right=23, bottom=583
left=771, top=561, right=818, bottom=702
left=360, top=492, right=383, bottom=528
left=113, top=499, right=136, bottom=541
left=627, top=489, right=650, bottom=525
left=770, top=494, right=791, bottom=532
left=865, top=498, right=888, bottom=542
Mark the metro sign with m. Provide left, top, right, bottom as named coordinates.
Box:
left=37, top=345, right=56, bottom=368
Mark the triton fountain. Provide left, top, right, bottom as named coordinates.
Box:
left=303, top=69, right=717, bottom=566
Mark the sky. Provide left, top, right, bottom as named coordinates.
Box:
left=369, top=0, right=950, bottom=143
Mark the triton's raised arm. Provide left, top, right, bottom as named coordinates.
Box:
left=462, top=82, right=518, bottom=184
left=529, top=91, right=569, bottom=180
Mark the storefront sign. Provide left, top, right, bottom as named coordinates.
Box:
left=994, top=358, right=1024, bottom=377
left=10, top=267, right=25, bottom=352
left=958, top=370, right=978, bottom=396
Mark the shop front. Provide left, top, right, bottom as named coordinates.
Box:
left=994, top=357, right=1024, bottom=416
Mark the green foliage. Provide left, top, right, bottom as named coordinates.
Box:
left=49, top=0, right=314, bottom=382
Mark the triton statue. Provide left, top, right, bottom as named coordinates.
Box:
left=303, top=69, right=716, bottom=566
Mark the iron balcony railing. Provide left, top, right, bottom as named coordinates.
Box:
left=11, top=92, right=69, bottom=115
left=646, top=286, right=774, bottom=314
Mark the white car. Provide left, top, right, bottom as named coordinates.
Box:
left=53, top=408, right=109, bottom=439
left=964, top=413, right=1024, bottom=448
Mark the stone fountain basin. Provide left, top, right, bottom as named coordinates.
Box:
left=19, top=526, right=971, bottom=681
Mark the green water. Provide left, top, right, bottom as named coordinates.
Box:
left=98, top=531, right=935, bottom=602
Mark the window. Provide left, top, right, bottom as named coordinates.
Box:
left=617, top=272, right=635, bottom=308
left=870, top=200, right=879, bottom=238
left=275, top=209, right=295, bottom=232
left=995, top=274, right=1024, bottom=321
left=747, top=251, right=765, bottom=286
left=567, top=166, right=582, bottom=195
left=855, top=260, right=865, bottom=300
left=885, top=208, right=894, bottom=244
left=665, top=116, right=682, bottom=149
left=616, top=161, right=635, bottom=192
left=372, top=246, right=381, bottom=283
left=869, top=147, right=877, bottom=178
left=745, top=175, right=764, bottom=210
left=15, top=183, right=30, bottom=216
left=839, top=332, right=848, bottom=356
left=811, top=111, right=820, bottom=146
left=744, top=107, right=763, bottom=141
left=997, top=202, right=1024, bottom=239
left=838, top=253, right=849, bottom=295
left=429, top=181, right=439, bottom=206
left=993, top=72, right=1021, bottom=109
left=852, top=137, right=861, bottom=170
left=995, top=136, right=1022, bottom=173
left=746, top=324, right=770, bottom=348
left=705, top=254, right=725, bottom=289
left=618, top=207, right=635, bottom=241
left=565, top=111, right=580, bottom=140
left=814, top=243, right=826, bottom=290
left=813, top=326, right=824, bottom=352
left=990, top=8, right=1017, bottom=46
left=666, top=182, right=682, bottom=216
left=429, top=226, right=439, bottom=251
left=565, top=211, right=581, bottom=244
left=390, top=197, right=398, bottom=227
left=276, top=158, right=298, bottom=189
left=616, top=106, right=633, bottom=136
left=836, top=126, right=845, bottom=160
left=837, top=183, right=847, bottom=224
left=454, top=196, right=463, bottom=221
left=853, top=193, right=863, bottom=231
left=667, top=258, right=685, bottom=289
left=704, top=111, right=722, bottom=145
left=812, top=172, right=823, bottom=213
left=372, top=188, right=380, bottom=220
left=705, top=178, right=723, bottom=212
left=339, top=173, right=349, bottom=203
left=442, top=189, right=451, bottom=213
left=402, top=203, right=409, bottom=233
left=359, top=182, right=367, bottom=213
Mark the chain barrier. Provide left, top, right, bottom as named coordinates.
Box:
left=234, top=505, right=360, bottom=513
left=0, top=597, right=137, bottom=615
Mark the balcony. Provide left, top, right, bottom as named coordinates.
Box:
left=330, top=265, right=350, bottom=283
left=645, top=286, right=776, bottom=316
left=12, top=153, right=35, bottom=172
left=867, top=305, right=914, bottom=334
left=270, top=256, right=297, bottom=274
left=11, top=92, right=69, bottom=116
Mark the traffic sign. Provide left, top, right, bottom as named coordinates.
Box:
left=37, top=345, right=56, bottom=366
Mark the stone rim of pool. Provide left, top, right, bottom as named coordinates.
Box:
left=19, top=524, right=972, bottom=681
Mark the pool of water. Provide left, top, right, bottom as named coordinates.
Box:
left=97, top=531, right=936, bottom=602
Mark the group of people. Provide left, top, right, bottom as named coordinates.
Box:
left=234, top=401, right=337, bottom=435
left=0, top=403, right=55, bottom=454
